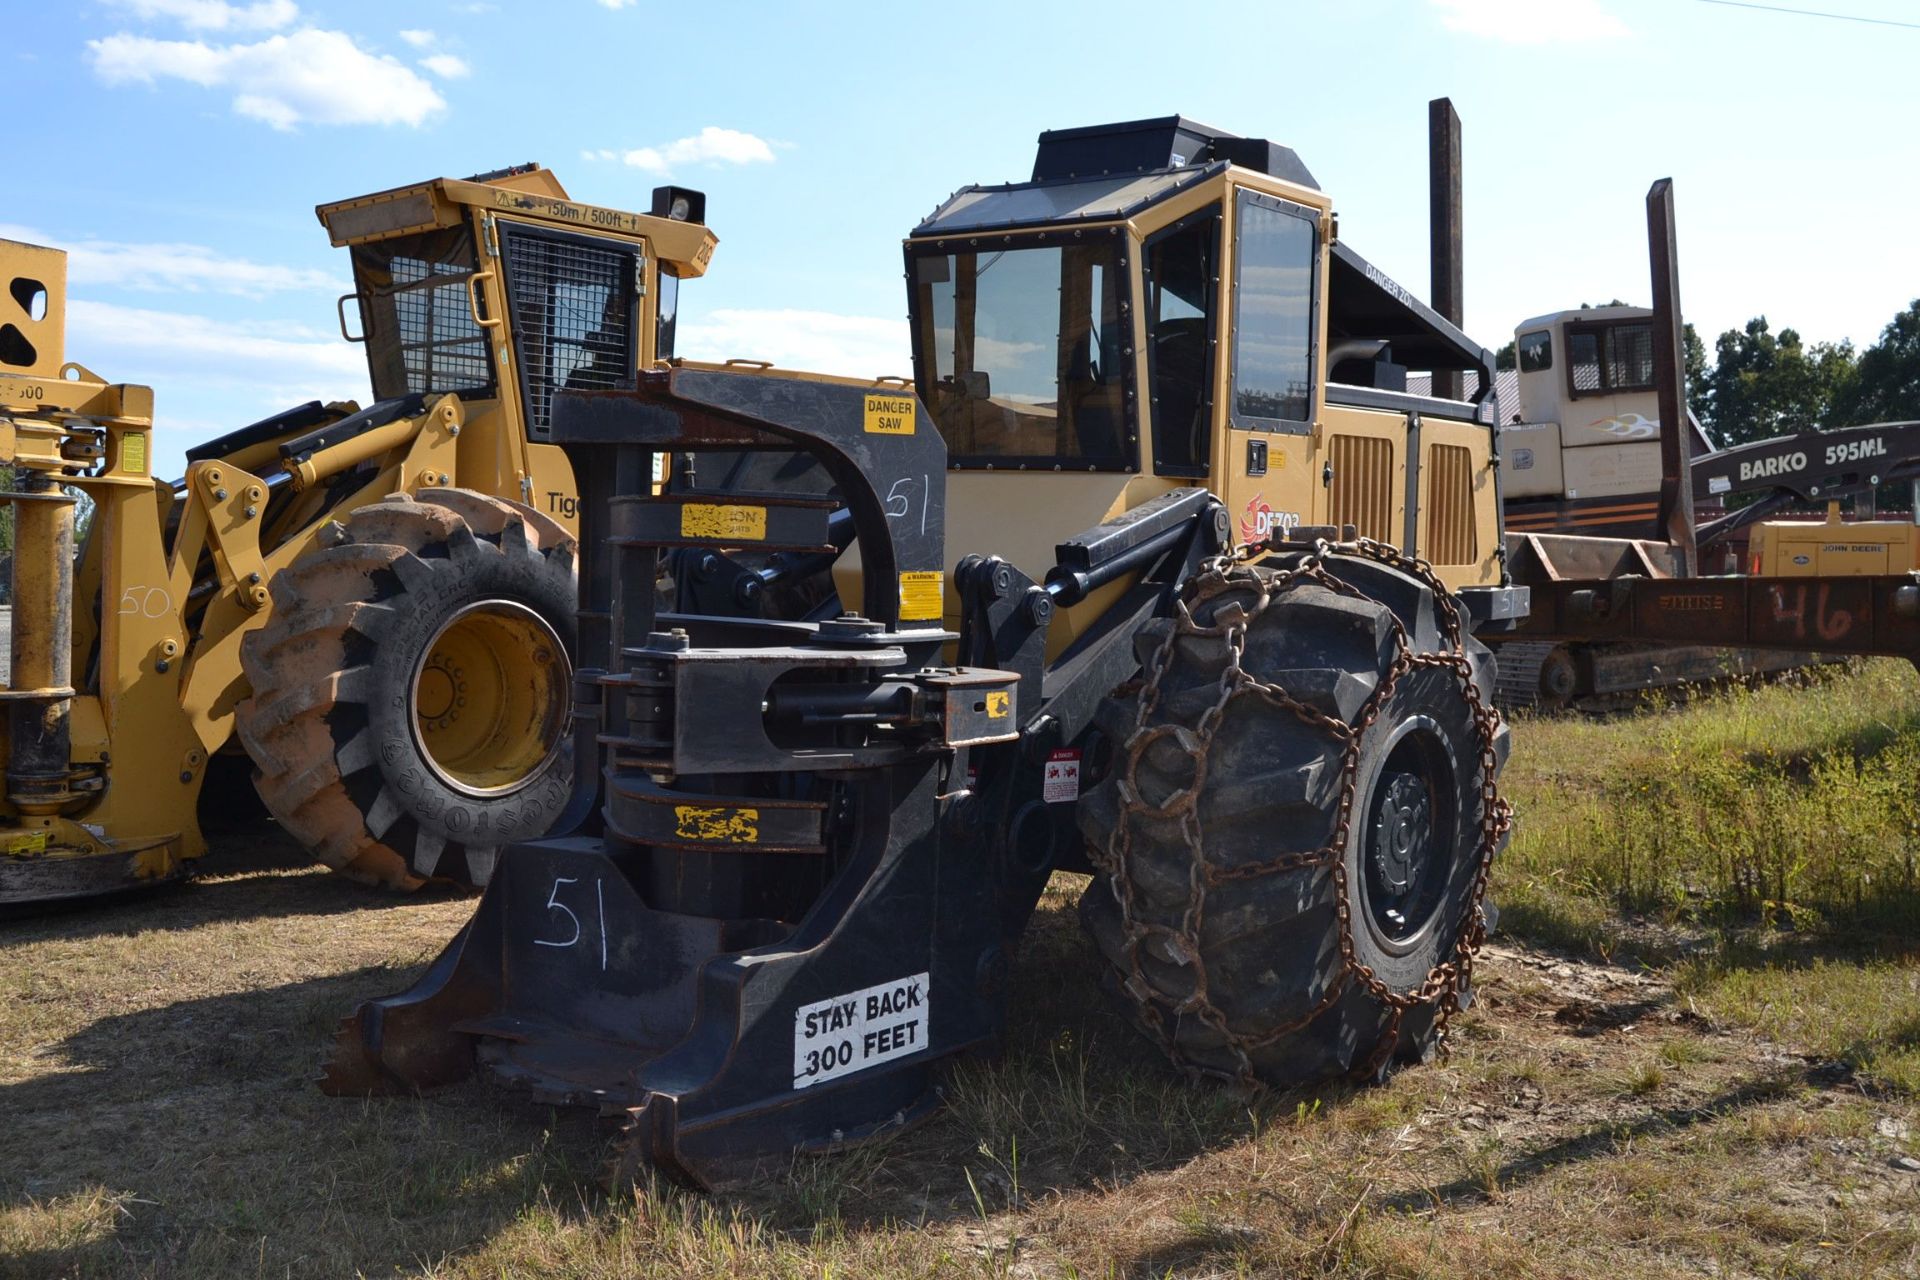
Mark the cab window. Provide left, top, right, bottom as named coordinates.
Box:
left=910, top=236, right=1131, bottom=469
left=1146, top=211, right=1220, bottom=476
left=350, top=224, right=495, bottom=402
left=1567, top=321, right=1655, bottom=397
left=1517, top=330, right=1552, bottom=372
left=1230, top=191, right=1318, bottom=433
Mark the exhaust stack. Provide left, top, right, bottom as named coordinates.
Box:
left=1647, top=178, right=1698, bottom=575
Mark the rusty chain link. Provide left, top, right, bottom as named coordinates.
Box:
left=1089, top=537, right=1513, bottom=1091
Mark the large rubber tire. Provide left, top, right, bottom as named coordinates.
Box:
left=235, top=489, right=577, bottom=890
left=1077, top=552, right=1510, bottom=1086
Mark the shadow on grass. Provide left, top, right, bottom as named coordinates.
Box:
left=0, top=821, right=473, bottom=946
left=1494, top=887, right=1920, bottom=974
left=0, top=887, right=1276, bottom=1276
left=730, top=891, right=1360, bottom=1241
left=0, top=954, right=605, bottom=1279
left=1369, top=1059, right=1854, bottom=1213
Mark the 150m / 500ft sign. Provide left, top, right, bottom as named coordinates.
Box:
left=792, top=972, right=929, bottom=1089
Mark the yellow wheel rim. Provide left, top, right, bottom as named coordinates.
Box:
left=411, top=600, right=569, bottom=797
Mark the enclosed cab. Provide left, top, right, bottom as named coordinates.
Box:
left=317, top=165, right=716, bottom=531
left=1498, top=305, right=1713, bottom=539
left=880, top=116, right=1505, bottom=650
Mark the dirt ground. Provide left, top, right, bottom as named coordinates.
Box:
left=2, top=803, right=1916, bottom=1278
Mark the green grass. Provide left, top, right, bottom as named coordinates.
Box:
left=1500, top=658, right=1920, bottom=1092
left=1501, top=659, right=1920, bottom=940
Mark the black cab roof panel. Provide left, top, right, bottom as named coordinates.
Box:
left=912, top=164, right=1220, bottom=239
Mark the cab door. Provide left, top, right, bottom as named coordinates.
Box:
left=1209, top=188, right=1325, bottom=547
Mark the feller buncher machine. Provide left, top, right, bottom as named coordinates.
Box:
left=0, top=165, right=715, bottom=902
left=322, top=114, right=1529, bottom=1186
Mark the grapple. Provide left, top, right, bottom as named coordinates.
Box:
left=322, top=367, right=1044, bottom=1187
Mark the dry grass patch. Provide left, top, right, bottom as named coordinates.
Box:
left=3, top=670, right=1920, bottom=1276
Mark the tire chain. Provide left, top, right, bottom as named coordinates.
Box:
left=1089, top=537, right=1513, bottom=1091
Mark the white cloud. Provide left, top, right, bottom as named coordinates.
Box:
left=588, top=126, right=778, bottom=176
left=676, top=309, right=909, bottom=381
left=596, top=0, right=637, bottom=9
left=106, top=0, right=300, bottom=31
left=420, top=53, right=469, bottom=79
left=68, top=300, right=363, bottom=380
left=65, top=301, right=372, bottom=475
left=1430, top=0, right=1629, bottom=43
left=0, top=223, right=335, bottom=297
left=88, top=28, right=446, bottom=129
left=398, top=28, right=435, bottom=47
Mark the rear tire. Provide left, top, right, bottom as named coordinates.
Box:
left=236, top=490, right=577, bottom=889
left=1076, top=550, right=1509, bottom=1086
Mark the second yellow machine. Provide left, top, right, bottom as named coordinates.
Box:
left=0, top=165, right=715, bottom=901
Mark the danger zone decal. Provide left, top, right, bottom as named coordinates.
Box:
left=864, top=393, right=915, bottom=435
left=792, top=972, right=929, bottom=1089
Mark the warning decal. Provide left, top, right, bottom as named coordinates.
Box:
left=672, top=805, right=760, bottom=844
left=680, top=502, right=767, bottom=542
left=0, top=829, right=50, bottom=856
left=899, top=570, right=943, bottom=620
left=120, top=433, right=148, bottom=476
left=1043, top=748, right=1081, bottom=803
left=864, top=393, right=915, bottom=435
left=793, top=971, right=930, bottom=1089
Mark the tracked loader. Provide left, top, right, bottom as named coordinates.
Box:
left=0, top=165, right=715, bottom=902
left=324, top=115, right=1524, bottom=1186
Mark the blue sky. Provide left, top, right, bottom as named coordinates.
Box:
left=12, top=0, right=1920, bottom=476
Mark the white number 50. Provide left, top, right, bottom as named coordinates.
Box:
left=119, top=586, right=172, bottom=618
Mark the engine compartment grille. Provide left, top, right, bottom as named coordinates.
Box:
left=1426, top=443, right=1479, bottom=566
left=1328, top=433, right=1394, bottom=544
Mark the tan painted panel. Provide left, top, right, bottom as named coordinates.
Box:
left=1419, top=417, right=1502, bottom=588
left=1562, top=441, right=1663, bottom=499
left=1558, top=388, right=1664, bottom=449
left=1313, top=404, right=1407, bottom=538
left=1498, top=420, right=1565, bottom=498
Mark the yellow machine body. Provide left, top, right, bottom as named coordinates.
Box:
left=1751, top=501, right=1920, bottom=577
left=0, top=166, right=716, bottom=902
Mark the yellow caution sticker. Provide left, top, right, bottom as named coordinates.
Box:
left=120, top=433, right=148, bottom=476
left=680, top=502, right=767, bottom=542
left=864, top=393, right=915, bottom=435
left=899, top=570, right=943, bottom=620
left=0, top=830, right=50, bottom=856
left=985, top=690, right=1011, bottom=719
left=673, top=805, right=760, bottom=844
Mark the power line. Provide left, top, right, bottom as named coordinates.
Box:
left=1691, top=0, right=1920, bottom=31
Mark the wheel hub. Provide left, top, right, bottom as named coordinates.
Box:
left=1358, top=721, right=1455, bottom=953
left=1369, top=772, right=1431, bottom=897
left=410, top=600, right=570, bottom=797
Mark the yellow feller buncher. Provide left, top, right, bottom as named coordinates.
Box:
left=0, top=165, right=715, bottom=903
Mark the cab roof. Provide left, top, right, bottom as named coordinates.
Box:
left=314, top=163, right=718, bottom=279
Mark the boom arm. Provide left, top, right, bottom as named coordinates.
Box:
left=1692, top=419, right=1920, bottom=545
